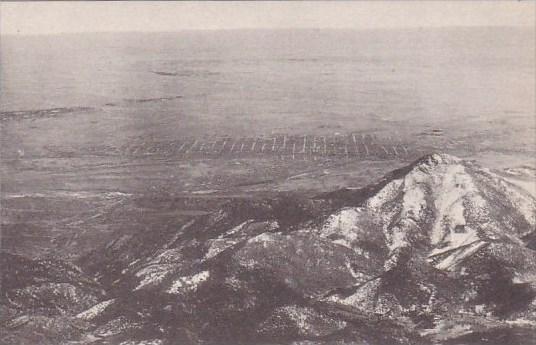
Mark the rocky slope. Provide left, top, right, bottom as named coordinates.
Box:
left=0, top=253, right=105, bottom=345
left=2, top=153, right=536, bottom=345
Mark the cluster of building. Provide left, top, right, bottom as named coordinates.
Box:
left=122, top=133, right=413, bottom=160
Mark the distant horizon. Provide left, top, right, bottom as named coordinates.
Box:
left=1, top=1, right=534, bottom=36
left=2, top=25, right=533, bottom=38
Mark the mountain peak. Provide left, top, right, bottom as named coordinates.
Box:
left=359, top=151, right=535, bottom=257
left=413, top=152, right=463, bottom=169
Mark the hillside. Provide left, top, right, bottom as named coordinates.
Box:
left=2, top=153, right=536, bottom=345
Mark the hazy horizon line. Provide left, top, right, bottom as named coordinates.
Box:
left=2, top=24, right=533, bottom=37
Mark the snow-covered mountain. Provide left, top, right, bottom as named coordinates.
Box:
left=3, top=153, right=536, bottom=345
left=321, top=153, right=535, bottom=273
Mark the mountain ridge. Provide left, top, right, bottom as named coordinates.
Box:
left=2, top=153, right=536, bottom=345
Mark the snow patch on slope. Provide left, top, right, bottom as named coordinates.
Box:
left=388, top=228, right=409, bottom=251
left=76, top=299, right=115, bottom=320
left=434, top=241, right=488, bottom=271
left=134, top=265, right=173, bottom=291
left=265, top=305, right=347, bottom=337
left=205, top=220, right=280, bottom=260
left=220, top=220, right=254, bottom=238
left=248, top=232, right=276, bottom=244
left=205, top=238, right=240, bottom=260
left=320, top=208, right=362, bottom=248
left=493, top=172, right=536, bottom=227
left=119, top=340, right=163, bottom=345
left=167, top=270, right=210, bottom=294
left=327, top=279, right=381, bottom=311
left=366, top=179, right=403, bottom=211
left=401, top=186, right=427, bottom=220
left=431, top=164, right=480, bottom=245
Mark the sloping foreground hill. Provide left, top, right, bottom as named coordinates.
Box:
left=0, top=253, right=105, bottom=344
left=2, top=154, right=536, bottom=345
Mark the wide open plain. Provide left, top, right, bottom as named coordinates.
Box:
left=1, top=28, right=534, bottom=255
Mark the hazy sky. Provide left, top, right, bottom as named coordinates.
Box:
left=1, top=1, right=534, bottom=35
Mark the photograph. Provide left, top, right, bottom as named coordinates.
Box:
left=1, top=1, right=535, bottom=344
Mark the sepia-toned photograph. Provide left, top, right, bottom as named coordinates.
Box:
left=1, top=1, right=535, bottom=344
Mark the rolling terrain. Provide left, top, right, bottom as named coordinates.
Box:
left=2, top=154, right=536, bottom=345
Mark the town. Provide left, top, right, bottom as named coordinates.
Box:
left=119, top=133, right=415, bottom=160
